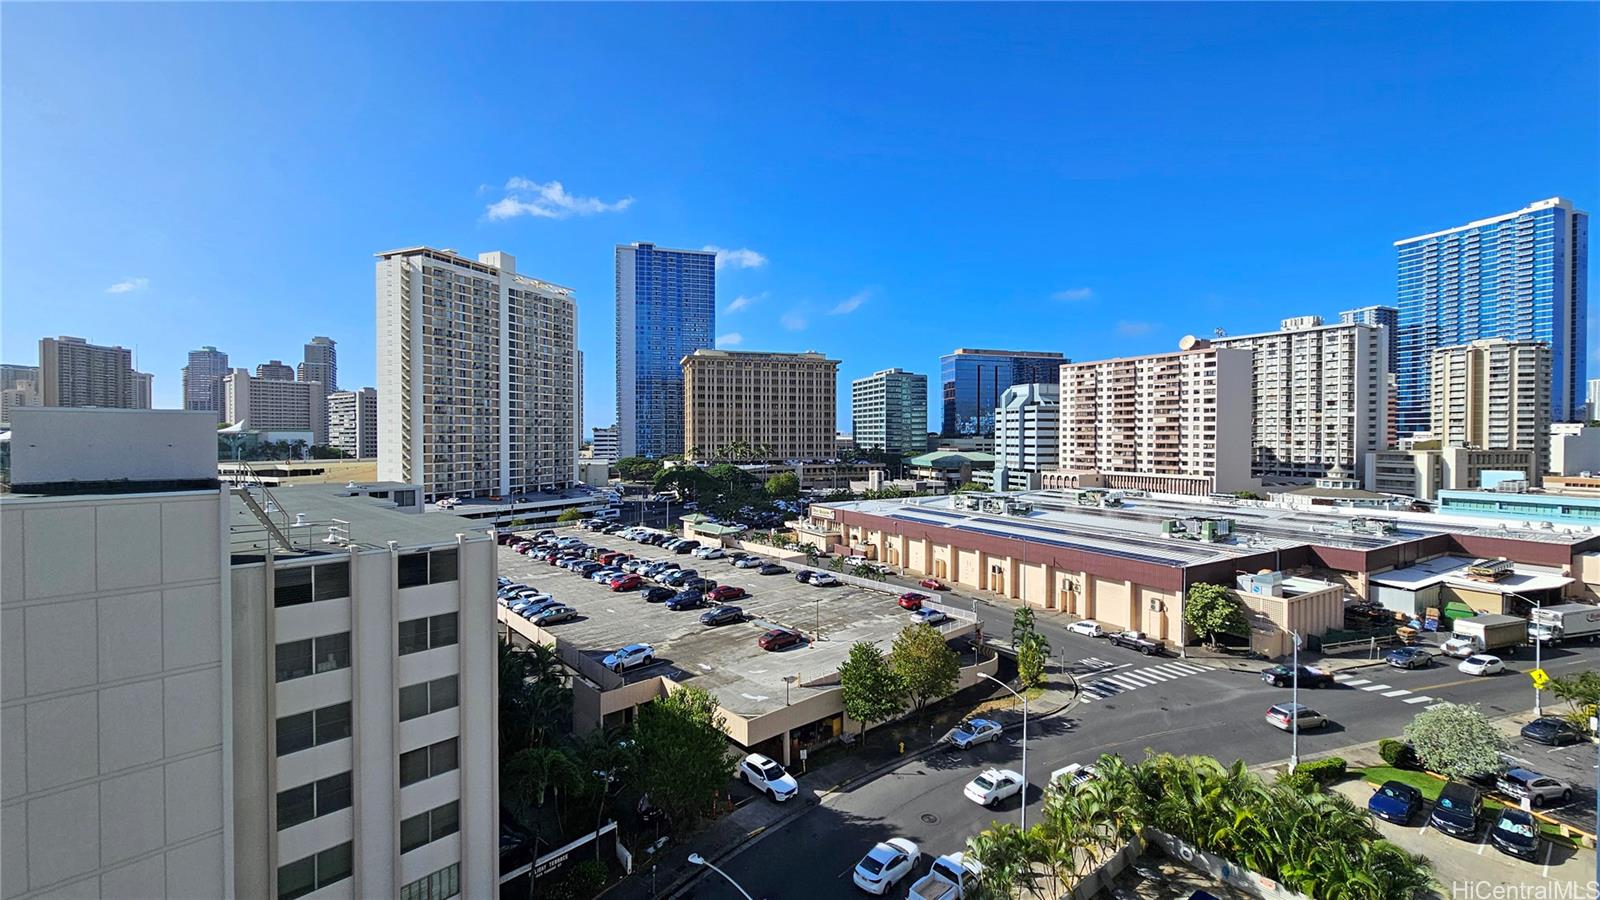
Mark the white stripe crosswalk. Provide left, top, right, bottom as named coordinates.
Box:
left=1078, top=660, right=1210, bottom=702
left=1334, top=672, right=1436, bottom=707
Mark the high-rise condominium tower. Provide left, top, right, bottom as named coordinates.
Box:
left=681, top=349, right=839, bottom=463
left=223, top=369, right=328, bottom=443
left=328, top=387, right=378, bottom=458
left=615, top=242, right=716, bottom=458
left=940, top=349, right=1066, bottom=438
left=377, top=247, right=578, bottom=500
left=1395, top=197, right=1589, bottom=433
left=183, top=346, right=230, bottom=418
left=38, top=335, right=137, bottom=408
left=256, top=360, right=296, bottom=381
left=1430, top=339, right=1551, bottom=477
left=298, top=336, right=338, bottom=391
left=851, top=368, right=929, bottom=455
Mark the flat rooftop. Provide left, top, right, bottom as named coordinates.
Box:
left=228, top=483, right=492, bottom=560
left=496, top=542, right=972, bottom=719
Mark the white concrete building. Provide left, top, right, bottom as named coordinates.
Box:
left=1, top=365, right=40, bottom=422
left=1364, top=445, right=1537, bottom=501
left=1550, top=422, right=1600, bottom=476
left=297, top=337, right=338, bottom=393
left=328, top=387, right=378, bottom=459
left=990, top=382, right=1059, bottom=491
left=1430, top=339, right=1551, bottom=479
left=376, top=247, right=579, bottom=502
left=184, top=346, right=231, bottom=419
left=1046, top=338, right=1255, bottom=496
left=1214, top=316, right=1388, bottom=484
left=590, top=425, right=619, bottom=463
left=224, top=368, right=328, bottom=445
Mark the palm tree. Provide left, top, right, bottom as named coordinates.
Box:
left=503, top=744, right=583, bottom=836
left=500, top=640, right=571, bottom=757
left=965, top=823, right=1049, bottom=899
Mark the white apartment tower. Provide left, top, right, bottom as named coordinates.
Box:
left=376, top=247, right=579, bottom=501
left=851, top=368, right=929, bottom=456
left=591, top=425, right=620, bottom=462
left=1213, top=315, right=1389, bottom=484
left=1047, top=339, right=1255, bottom=496
left=1430, top=339, right=1551, bottom=478
left=328, top=387, right=379, bottom=458
left=131, top=371, right=153, bottom=410
left=223, top=368, right=328, bottom=444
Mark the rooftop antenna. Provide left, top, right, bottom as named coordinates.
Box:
left=1213, top=327, right=1226, bottom=338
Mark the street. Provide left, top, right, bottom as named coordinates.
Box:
left=681, top=619, right=1600, bottom=899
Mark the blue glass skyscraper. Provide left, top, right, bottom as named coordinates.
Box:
left=615, top=242, right=716, bottom=458
left=939, top=348, right=1066, bottom=437
left=1394, top=198, right=1588, bottom=435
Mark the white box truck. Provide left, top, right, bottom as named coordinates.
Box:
left=1529, top=603, right=1600, bottom=645
left=908, top=852, right=983, bottom=900
left=1440, top=614, right=1528, bottom=658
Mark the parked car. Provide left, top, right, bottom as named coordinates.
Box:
left=963, top=768, right=1025, bottom=807
left=708, top=585, right=746, bottom=602
left=1108, top=630, right=1165, bottom=655
left=758, top=628, right=805, bottom=651
left=898, top=592, right=928, bottom=610
left=919, top=578, right=947, bottom=591
left=642, top=586, right=676, bottom=604
left=851, top=838, right=920, bottom=895
left=912, top=608, right=949, bottom=626
left=758, top=563, right=789, bottom=576
left=601, top=643, right=656, bottom=673
left=1066, top=619, right=1106, bottom=638
left=1260, top=664, right=1335, bottom=689
left=609, top=574, right=642, bottom=592
left=665, top=592, right=706, bottom=611
left=531, top=605, right=577, bottom=625
left=700, top=605, right=745, bottom=627
left=693, top=547, right=725, bottom=560
left=673, top=540, right=701, bottom=555
left=1490, top=808, right=1540, bottom=860
left=1264, top=703, right=1327, bottom=731
left=590, top=568, right=623, bottom=583
left=680, top=577, right=718, bottom=594
left=1384, top=646, right=1434, bottom=669
left=1429, top=781, right=1483, bottom=840
left=1367, top=781, right=1423, bottom=824
left=1497, top=768, right=1573, bottom=808
left=1458, top=655, right=1505, bottom=676
left=516, top=599, right=562, bottom=619
left=738, top=753, right=798, bottom=801
left=794, top=569, right=818, bottom=583
left=807, top=572, right=839, bottom=587
left=1521, top=716, right=1587, bottom=746
left=948, top=718, right=1003, bottom=750
left=734, top=556, right=765, bottom=569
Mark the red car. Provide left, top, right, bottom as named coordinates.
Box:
left=919, top=578, right=947, bottom=591
left=758, top=628, right=805, bottom=651
left=898, top=592, right=928, bottom=610
left=708, top=585, right=746, bottom=602
left=599, top=551, right=629, bottom=566
left=609, top=573, right=642, bottom=592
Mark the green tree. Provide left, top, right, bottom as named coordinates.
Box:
left=954, top=481, right=986, bottom=493
left=556, top=507, right=584, bottom=523
left=839, top=641, right=907, bottom=742
left=654, top=465, right=712, bottom=502
left=1403, top=702, right=1509, bottom=779
left=635, top=686, right=736, bottom=827
left=1011, top=606, right=1038, bottom=647
left=1548, top=670, right=1600, bottom=729
left=614, top=456, right=661, bottom=483
left=502, top=744, right=582, bottom=845
left=1017, top=632, right=1050, bottom=690
left=308, top=443, right=351, bottom=459
left=1182, top=582, right=1251, bottom=648
left=499, top=640, right=571, bottom=758
left=764, top=471, right=801, bottom=499
left=889, top=623, right=961, bottom=715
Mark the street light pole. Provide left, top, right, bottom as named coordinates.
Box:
left=979, top=672, right=1028, bottom=830
left=1509, top=590, right=1544, bottom=717
left=687, top=853, right=754, bottom=900
left=1289, top=630, right=1302, bottom=774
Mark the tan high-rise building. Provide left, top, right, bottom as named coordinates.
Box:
left=376, top=247, right=578, bottom=501
left=38, top=336, right=137, bottom=408
left=1430, top=339, right=1551, bottom=477
left=223, top=368, right=328, bottom=444
left=681, top=349, right=839, bottom=463
left=1044, top=338, right=1255, bottom=496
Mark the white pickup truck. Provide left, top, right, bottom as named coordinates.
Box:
left=908, top=852, right=983, bottom=900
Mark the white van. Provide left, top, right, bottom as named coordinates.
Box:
left=594, top=507, right=621, bottom=521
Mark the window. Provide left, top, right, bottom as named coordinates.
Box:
left=277, top=841, right=353, bottom=900
left=399, top=552, right=430, bottom=589
left=400, top=549, right=459, bottom=588
left=399, top=737, right=459, bottom=787
left=429, top=549, right=458, bottom=583
left=400, top=863, right=460, bottom=900
left=399, top=676, right=459, bottom=722
left=276, top=711, right=315, bottom=756
left=401, top=801, right=460, bottom=853
left=276, top=771, right=353, bottom=830
left=275, top=633, right=351, bottom=682
left=315, top=702, right=352, bottom=744
left=274, top=561, right=351, bottom=607
left=398, top=613, right=458, bottom=656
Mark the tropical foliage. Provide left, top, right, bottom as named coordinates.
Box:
left=1012, top=607, right=1050, bottom=689
left=614, top=456, right=661, bottom=483
left=1402, top=702, right=1509, bottom=779
left=764, top=471, right=801, bottom=498
left=1182, top=582, right=1251, bottom=648
left=839, top=641, right=907, bottom=741
left=954, top=481, right=987, bottom=493
left=633, top=686, right=737, bottom=828
left=888, top=623, right=961, bottom=714
left=1547, top=669, right=1600, bottom=729
left=556, top=507, right=584, bottom=523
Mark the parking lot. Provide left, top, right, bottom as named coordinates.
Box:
left=497, top=531, right=972, bottom=720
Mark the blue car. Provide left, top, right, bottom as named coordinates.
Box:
left=1367, top=780, right=1423, bottom=824
left=665, top=591, right=706, bottom=611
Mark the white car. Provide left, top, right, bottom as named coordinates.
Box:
left=948, top=718, right=1002, bottom=750
left=733, top=556, right=765, bottom=569
left=1439, top=637, right=1479, bottom=659
left=601, top=643, right=655, bottom=673
left=1067, top=619, right=1106, bottom=638
left=1458, top=654, right=1505, bottom=676
left=851, top=837, right=920, bottom=894
left=694, top=547, right=726, bottom=560
left=738, top=753, right=798, bottom=801
left=963, top=768, right=1025, bottom=807
left=806, top=572, right=839, bottom=587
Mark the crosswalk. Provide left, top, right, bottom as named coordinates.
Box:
left=1076, top=658, right=1211, bottom=702
left=1332, top=673, right=1446, bottom=709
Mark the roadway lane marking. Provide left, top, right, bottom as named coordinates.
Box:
left=1134, top=668, right=1177, bottom=681
left=1104, top=673, right=1154, bottom=689
left=1403, top=696, right=1433, bottom=704
left=1343, top=679, right=1372, bottom=687
left=1360, top=683, right=1394, bottom=692
left=1156, top=662, right=1206, bottom=676
left=1383, top=689, right=1412, bottom=697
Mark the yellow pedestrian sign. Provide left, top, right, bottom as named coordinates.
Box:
left=1530, top=668, right=1550, bottom=690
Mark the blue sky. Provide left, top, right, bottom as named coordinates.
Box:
left=4, top=2, right=1596, bottom=432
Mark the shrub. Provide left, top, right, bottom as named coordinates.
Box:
left=1277, top=770, right=1317, bottom=794
left=1378, top=739, right=1417, bottom=769
left=546, top=860, right=608, bottom=899
left=1296, top=756, right=1346, bottom=787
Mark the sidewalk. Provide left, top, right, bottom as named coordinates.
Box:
left=1180, top=645, right=1393, bottom=675
left=602, top=666, right=1080, bottom=900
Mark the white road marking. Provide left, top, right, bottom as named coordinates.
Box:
left=1360, top=684, right=1393, bottom=692
left=1334, top=674, right=1355, bottom=683
left=1344, top=679, right=1372, bottom=687
left=1543, top=842, right=1554, bottom=876
left=1134, top=668, right=1176, bottom=682
left=1403, top=695, right=1433, bottom=704
left=1169, top=663, right=1209, bottom=674
left=1383, top=689, right=1412, bottom=697
left=1107, top=672, right=1156, bottom=688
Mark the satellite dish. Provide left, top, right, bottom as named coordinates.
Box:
left=1179, top=335, right=1200, bottom=351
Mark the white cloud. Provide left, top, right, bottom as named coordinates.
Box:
left=726, top=291, right=766, bottom=313
left=105, top=276, right=149, bottom=294
left=780, top=310, right=808, bottom=332
left=829, top=290, right=870, bottom=315
left=703, top=245, right=768, bottom=270
left=716, top=332, right=744, bottom=348
left=1052, top=287, right=1095, bottom=302
left=1115, top=320, right=1154, bottom=337
left=485, top=178, right=634, bottom=220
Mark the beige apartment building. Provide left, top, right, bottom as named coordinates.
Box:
left=1430, top=339, right=1551, bottom=478
left=376, top=247, right=579, bottom=502
left=1213, top=315, right=1388, bottom=484
left=38, top=336, right=138, bottom=409
left=224, top=368, right=329, bottom=445
left=1044, top=338, right=1255, bottom=496
left=1364, top=445, right=1537, bottom=501
left=681, top=349, right=840, bottom=462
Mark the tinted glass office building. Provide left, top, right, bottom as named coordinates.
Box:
left=940, top=348, right=1065, bottom=437
left=616, top=243, right=716, bottom=458
left=1394, top=197, right=1589, bottom=434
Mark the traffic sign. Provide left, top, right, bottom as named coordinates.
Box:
left=1530, top=668, right=1550, bottom=690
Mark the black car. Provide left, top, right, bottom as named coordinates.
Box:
left=642, top=586, right=675, bottom=603
left=1489, top=808, right=1540, bottom=860
left=1428, top=781, right=1482, bottom=840
left=1260, top=665, right=1335, bottom=689
left=758, top=563, right=789, bottom=576
left=665, top=592, right=706, bottom=611
left=1521, top=716, right=1586, bottom=746
left=795, top=570, right=817, bottom=583
left=700, top=605, right=745, bottom=626
left=680, top=578, right=718, bottom=594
